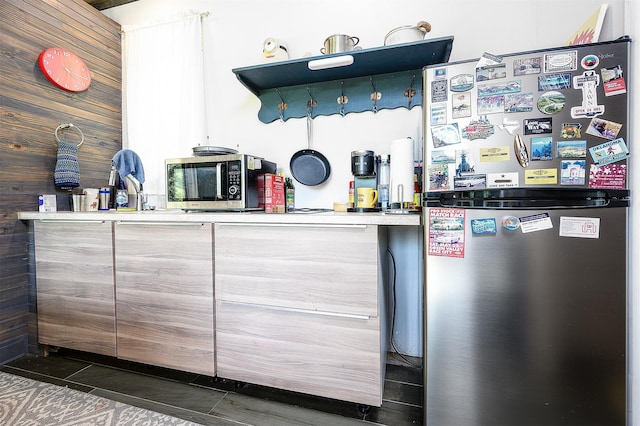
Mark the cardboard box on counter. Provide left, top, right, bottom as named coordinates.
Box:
left=38, top=194, right=56, bottom=212
left=258, top=173, right=285, bottom=213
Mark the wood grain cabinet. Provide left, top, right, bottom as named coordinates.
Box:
left=215, top=223, right=388, bottom=407
left=114, top=222, right=215, bottom=376
left=34, top=221, right=116, bottom=356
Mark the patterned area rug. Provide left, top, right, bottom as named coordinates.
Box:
left=0, top=371, right=201, bottom=425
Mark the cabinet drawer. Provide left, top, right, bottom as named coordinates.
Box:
left=215, top=223, right=379, bottom=316
left=216, top=300, right=383, bottom=406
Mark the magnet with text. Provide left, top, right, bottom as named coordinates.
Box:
left=544, top=51, right=577, bottom=73
left=450, top=74, right=474, bottom=92
left=588, top=163, right=626, bottom=189
left=518, top=212, right=553, bottom=233
left=571, top=70, right=604, bottom=119
left=524, top=117, right=552, bottom=135
left=461, top=116, right=494, bottom=140
left=601, top=65, right=626, bottom=96
left=524, top=168, right=557, bottom=185
left=487, top=172, right=519, bottom=188
left=588, top=137, right=629, bottom=166
left=513, top=57, right=542, bottom=76
left=480, top=146, right=510, bottom=162
left=559, top=216, right=600, bottom=239
left=431, top=79, right=448, bottom=102
left=431, top=123, right=461, bottom=148
left=471, top=218, right=497, bottom=235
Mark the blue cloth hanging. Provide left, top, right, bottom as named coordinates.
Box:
left=112, top=149, right=145, bottom=185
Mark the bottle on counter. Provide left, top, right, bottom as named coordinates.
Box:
left=378, top=154, right=390, bottom=211
left=285, top=177, right=295, bottom=212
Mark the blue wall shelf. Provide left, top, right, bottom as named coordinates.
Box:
left=232, top=36, right=454, bottom=123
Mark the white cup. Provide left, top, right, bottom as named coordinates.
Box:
left=84, top=188, right=99, bottom=211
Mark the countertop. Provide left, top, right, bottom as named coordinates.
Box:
left=18, top=209, right=421, bottom=226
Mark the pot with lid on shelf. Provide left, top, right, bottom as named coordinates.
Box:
left=384, top=21, right=431, bottom=46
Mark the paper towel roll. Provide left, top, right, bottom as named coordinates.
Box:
left=389, top=137, right=415, bottom=204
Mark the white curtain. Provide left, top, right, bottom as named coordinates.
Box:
left=121, top=13, right=207, bottom=198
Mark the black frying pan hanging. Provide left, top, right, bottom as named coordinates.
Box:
left=290, top=107, right=331, bottom=186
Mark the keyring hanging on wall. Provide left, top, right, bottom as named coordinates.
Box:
left=55, top=123, right=84, bottom=147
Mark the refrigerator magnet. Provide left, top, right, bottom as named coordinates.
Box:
left=519, top=213, right=553, bottom=233
left=588, top=137, right=629, bottom=165
left=601, top=65, right=627, bottom=96
left=471, top=218, right=497, bottom=235
left=462, top=116, right=494, bottom=140
left=561, top=123, right=582, bottom=138
left=588, top=163, right=626, bottom=189
left=537, top=91, right=566, bottom=115
left=586, top=118, right=622, bottom=140
left=450, top=74, right=474, bottom=92
left=514, top=134, right=530, bottom=167
left=559, top=216, right=600, bottom=239
left=571, top=71, right=604, bottom=119
left=524, top=117, right=552, bottom=135
left=501, top=216, right=520, bottom=231
left=524, top=168, right=558, bottom=185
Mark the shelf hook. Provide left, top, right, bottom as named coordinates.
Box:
left=405, top=74, right=417, bottom=108
left=370, top=77, right=381, bottom=113
left=275, top=88, right=288, bottom=121
left=336, top=81, right=348, bottom=117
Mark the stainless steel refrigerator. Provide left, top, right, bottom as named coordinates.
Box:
left=422, top=38, right=630, bottom=425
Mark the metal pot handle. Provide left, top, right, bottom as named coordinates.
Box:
left=349, top=36, right=360, bottom=46
left=417, top=21, right=432, bottom=33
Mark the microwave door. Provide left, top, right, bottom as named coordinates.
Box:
left=184, top=166, right=199, bottom=199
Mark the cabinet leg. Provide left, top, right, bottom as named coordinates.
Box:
left=43, top=345, right=49, bottom=357
left=358, top=404, right=371, bottom=415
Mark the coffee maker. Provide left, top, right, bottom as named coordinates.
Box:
left=349, top=150, right=380, bottom=212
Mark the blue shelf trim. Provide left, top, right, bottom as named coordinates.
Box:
left=257, top=70, right=422, bottom=123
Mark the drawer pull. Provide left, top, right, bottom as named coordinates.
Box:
left=116, top=222, right=206, bottom=226
left=217, top=223, right=368, bottom=229
left=220, top=300, right=371, bottom=320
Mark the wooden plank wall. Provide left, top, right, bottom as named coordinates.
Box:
left=0, top=0, right=122, bottom=362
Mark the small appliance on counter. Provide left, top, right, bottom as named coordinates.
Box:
left=349, top=150, right=380, bottom=212
left=165, top=153, right=277, bottom=211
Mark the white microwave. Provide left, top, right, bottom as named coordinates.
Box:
left=165, top=154, right=276, bottom=211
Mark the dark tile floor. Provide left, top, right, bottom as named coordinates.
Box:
left=1, top=349, right=423, bottom=426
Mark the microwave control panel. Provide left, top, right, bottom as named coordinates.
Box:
left=228, top=160, right=242, bottom=200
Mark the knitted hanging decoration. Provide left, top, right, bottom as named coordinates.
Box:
left=53, top=124, right=84, bottom=190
